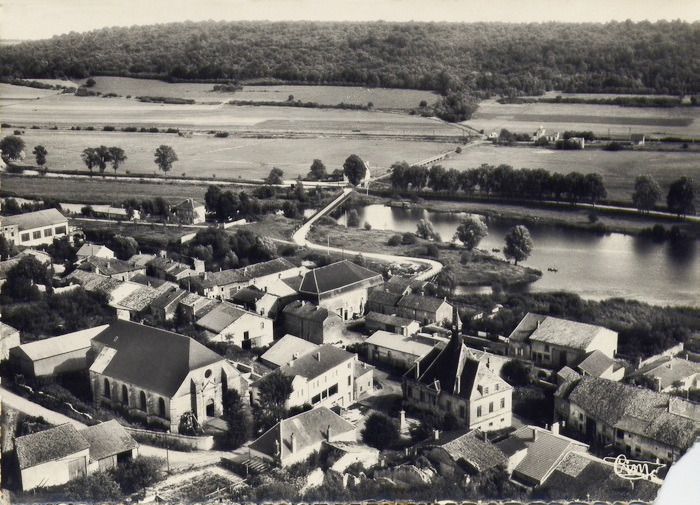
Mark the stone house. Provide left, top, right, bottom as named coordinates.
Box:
left=76, top=243, right=115, bottom=263
left=365, top=312, right=420, bottom=336
left=396, top=294, right=453, bottom=326
left=282, top=300, right=343, bottom=344
left=195, top=301, right=273, bottom=348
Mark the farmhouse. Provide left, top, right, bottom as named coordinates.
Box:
left=150, top=288, right=189, bottom=322
left=366, top=290, right=403, bottom=315
left=231, top=286, right=280, bottom=319
left=0, top=321, right=20, bottom=361
left=10, top=325, right=109, bottom=377
left=173, top=198, right=206, bottom=224
left=396, top=294, right=452, bottom=326
left=508, top=313, right=618, bottom=368
left=195, top=301, right=273, bottom=348
left=248, top=406, right=356, bottom=467
left=79, top=420, right=139, bottom=472
left=0, top=208, right=69, bottom=247
left=403, top=331, right=513, bottom=431
left=89, top=320, right=242, bottom=431
left=282, top=300, right=343, bottom=344
left=577, top=350, right=625, bottom=381
left=147, top=256, right=202, bottom=282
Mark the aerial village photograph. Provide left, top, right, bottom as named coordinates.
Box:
left=0, top=0, right=698, bottom=503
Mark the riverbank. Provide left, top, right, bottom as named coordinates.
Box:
left=307, top=220, right=540, bottom=288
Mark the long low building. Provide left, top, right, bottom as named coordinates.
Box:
left=10, top=325, right=110, bottom=377
left=365, top=330, right=444, bottom=371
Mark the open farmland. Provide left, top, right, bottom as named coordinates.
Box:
left=77, top=77, right=440, bottom=109
left=3, top=128, right=457, bottom=180
left=468, top=99, right=700, bottom=138
left=441, top=143, right=700, bottom=204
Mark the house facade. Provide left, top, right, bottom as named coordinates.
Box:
left=0, top=209, right=69, bottom=247
left=365, top=312, right=421, bottom=337
left=282, top=300, right=343, bottom=344
left=89, top=320, right=242, bottom=431
left=195, top=302, right=273, bottom=348
left=403, top=332, right=513, bottom=432
left=396, top=294, right=453, bottom=326
left=173, top=198, right=206, bottom=224
left=365, top=330, right=441, bottom=371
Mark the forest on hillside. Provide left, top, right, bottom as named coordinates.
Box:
left=1, top=20, right=698, bottom=96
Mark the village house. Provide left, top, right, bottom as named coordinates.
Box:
left=147, top=255, right=202, bottom=282
left=365, top=312, right=421, bottom=336
left=495, top=424, right=588, bottom=487
left=76, top=243, right=115, bottom=263
left=354, top=361, right=375, bottom=400
left=403, top=331, right=513, bottom=432
left=10, top=325, right=109, bottom=377
left=191, top=258, right=302, bottom=299
left=129, top=273, right=178, bottom=292
left=176, top=292, right=218, bottom=320
left=253, top=344, right=359, bottom=409
left=259, top=334, right=319, bottom=369
left=14, top=420, right=138, bottom=491
left=150, top=288, right=189, bottom=322
left=89, top=320, right=242, bottom=431
left=628, top=356, right=699, bottom=392
left=195, top=301, right=273, bottom=348
left=0, top=208, right=69, bottom=247
left=248, top=406, right=357, bottom=467
left=282, top=300, right=343, bottom=344
left=396, top=294, right=453, bottom=326
left=366, top=290, right=403, bottom=315
left=0, top=321, right=20, bottom=361
left=80, top=256, right=146, bottom=282
left=414, top=428, right=506, bottom=479
left=173, top=198, right=206, bottom=224
left=231, top=286, right=281, bottom=319
left=577, top=350, right=625, bottom=381
left=109, top=284, right=163, bottom=321
left=508, top=313, right=618, bottom=368
left=365, top=330, right=444, bottom=371
left=298, top=260, right=384, bottom=320
left=554, top=376, right=698, bottom=464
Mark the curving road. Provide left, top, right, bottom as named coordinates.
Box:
left=291, top=188, right=443, bottom=281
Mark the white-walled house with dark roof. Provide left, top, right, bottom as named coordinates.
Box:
left=0, top=208, right=69, bottom=247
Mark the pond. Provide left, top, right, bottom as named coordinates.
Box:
left=327, top=204, right=698, bottom=307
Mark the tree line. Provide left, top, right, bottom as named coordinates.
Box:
left=0, top=20, right=696, bottom=96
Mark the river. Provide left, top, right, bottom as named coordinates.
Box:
left=328, top=204, right=698, bottom=307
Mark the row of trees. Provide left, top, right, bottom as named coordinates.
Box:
left=390, top=161, right=608, bottom=205
left=633, top=174, right=696, bottom=217
left=81, top=145, right=127, bottom=173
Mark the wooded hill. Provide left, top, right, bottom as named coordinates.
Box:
left=1, top=20, right=698, bottom=96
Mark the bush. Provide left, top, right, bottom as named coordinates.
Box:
left=501, top=359, right=532, bottom=387
left=214, top=131, right=229, bottom=138
left=387, top=234, right=402, bottom=246
left=361, top=412, right=399, bottom=450
left=347, top=209, right=361, bottom=227
left=112, top=456, right=164, bottom=494
left=401, top=232, right=417, bottom=245
left=61, top=471, right=122, bottom=501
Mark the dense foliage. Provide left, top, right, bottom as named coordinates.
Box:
left=1, top=21, right=697, bottom=95
left=361, top=412, right=400, bottom=449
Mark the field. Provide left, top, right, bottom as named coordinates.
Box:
left=4, top=128, right=457, bottom=179
left=79, top=76, right=440, bottom=109
left=442, top=142, right=700, bottom=204
left=468, top=98, right=700, bottom=138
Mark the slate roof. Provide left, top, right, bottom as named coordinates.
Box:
left=283, top=300, right=337, bottom=322
left=365, top=311, right=417, bottom=328
left=496, top=426, right=588, bottom=486
left=517, top=313, right=617, bottom=351
left=367, top=290, right=403, bottom=308
left=248, top=406, right=356, bottom=461
left=1, top=208, right=67, bottom=232
left=259, top=334, right=319, bottom=368
left=199, top=258, right=296, bottom=289
left=417, top=429, right=506, bottom=473
left=366, top=330, right=437, bottom=357
left=578, top=350, right=615, bottom=377
left=562, top=376, right=697, bottom=450
left=15, top=424, right=90, bottom=470
left=275, top=344, right=355, bottom=381
left=91, top=320, right=225, bottom=397
left=397, top=293, right=449, bottom=313
left=299, top=260, right=383, bottom=295
left=196, top=302, right=256, bottom=333
left=629, top=357, right=699, bottom=390
left=406, top=333, right=511, bottom=400
left=80, top=420, right=138, bottom=462
left=11, top=325, right=108, bottom=362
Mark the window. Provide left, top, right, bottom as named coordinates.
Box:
left=140, top=391, right=147, bottom=411
left=55, top=225, right=66, bottom=235
left=459, top=406, right=466, bottom=419
left=483, top=386, right=489, bottom=395
left=32, top=231, right=41, bottom=240
left=544, top=344, right=550, bottom=352
left=21, top=233, right=29, bottom=242
left=347, top=376, right=351, bottom=386
left=407, top=386, right=413, bottom=398
left=260, top=322, right=264, bottom=329
left=489, top=402, right=494, bottom=413
left=122, top=385, right=129, bottom=405
left=329, top=384, right=338, bottom=396
left=311, top=394, right=321, bottom=404
left=477, top=406, right=482, bottom=417
left=205, top=369, right=212, bottom=378
left=158, top=397, right=166, bottom=418
left=44, top=228, right=52, bottom=237
left=495, top=384, right=499, bottom=391
left=500, top=398, right=505, bottom=409
left=103, top=379, right=111, bottom=399
left=244, top=331, right=250, bottom=340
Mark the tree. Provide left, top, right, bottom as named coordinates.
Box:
left=433, top=91, right=479, bottom=122
left=0, top=235, right=17, bottom=261
left=108, top=146, right=127, bottom=173
left=1, top=256, right=51, bottom=302
left=454, top=215, right=488, bottom=250
left=154, top=145, right=178, bottom=175
left=33, top=145, right=48, bottom=168
left=416, top=218, right=438, bottom=240
left=85, top=78, right=96, bottom=87
left=667, top=176, right=696, bottom=217
left=347, top=209, right=360, bottom=227
left=62, top=472, right=122, bottom=501
left=584, top=173, right=607, bottom=206
left=266, top=167, right=284, bottom=185
left=94, top=145, right=112, bottom=172
left=503, top=225, right=534, bottom=265
left=632, top=175, right=662, bottom=213
left=0, top=135, right=26, bottom=160
left=361, top=413, right=399, bottom=450
left=254, top=370, right=293, bottom=432
left=112, top=456, right=164, bottom=494
left=204, top=185, right=221, bottom=213
left=565, top=171, right=587, bottom=204
left=221, top=389, right=251, bottom=449
left=81, top=147, right=99, bottom=173
left=435, top=265, right=457, bottom=294
left=308, top=159, right=327, bottom=180
left=109, top=235, right=139, bottom=260
left=343, top=154, right=367, bottom=186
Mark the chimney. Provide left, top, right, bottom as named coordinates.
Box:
left=292, top=353, right=299, bottom=360
left=326, top=424, right=333, bottom=442
left=290, top=432, right=297, bottom=453
left=551, top=422, right=560, bottom=435
left=433, top=429, right=440, bottom=441
left=415, top=360, right=420, bottom=379
left=532, top=429, right=538, bottom=442
left=456, top=376, right=461, bottom=395
left=315, top=352, right=321, bottom=361
left=482, top=431, right=487, bottom=442
left=536, top=320, right=540, bottom=329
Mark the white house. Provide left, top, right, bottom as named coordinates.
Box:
left=0, top=209, right=69, bottom=247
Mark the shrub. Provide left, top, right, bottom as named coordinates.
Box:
left=214, top=131, right=229, bottom=138
left=112, top=456, right=165, bottom=494
left=387, top=234, right=402, bottom=246
left=401, top=232, right=417, bottom=245
left=361, top=412, right=399, bottom=450
left=103, top=126, right=115, bottom=131
left=364, top=221, right=372, bottom=230
left=61, top=472, right=122, bottom=501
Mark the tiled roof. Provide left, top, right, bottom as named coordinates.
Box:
left=397, top=293, right=449, bottom=313
left=129, top=273, right=176, bottom=290
left=365, top=311, right=417, bottom=328
left=76, top=243, right=113, bottom=258
left=231, top=287, right=267, bottom=305
left=174, top=198, right=204, bottom=210
left=578, top=350, right=615, bottom=377
left=80, top=420, right=138, bottom=462
left=113, top=286, right=162, bottom=312
left=629, top=357, right=699, bottom=390
left=367, top=290, right=403, bottom=308
left=127, top=254, right=156, bottom=268
left=15, top=424, right=90, bottom=470
left=91, top=320, right=225, bottom=397
left=248, top=406, right=355, bottom=461
left=81, top=257, right=142, bottom=276
left=283, top=300, right=337, bottom=322
left=150, top=288, right=189, bottom=311
left=507, top=312, right=547, bottom=343
left=195, top=302, right=254, bottom=333
left=199, top=258, right=296, bottom=288
left=417, top=429, right=506, bottom=473
left=383, top=276, right=413, bottom=295
left=1, top=208, right=67, bottom=231
left=299, top=260, right=383, bottom=295
left=275, top=344, right=354, bottom=381
left=526, top=313, right=617, bottom=351
left=259, top=334, right=319, bottom=368
left=366, top=330, right=436, bottom=357
left=11, top=325, right=108, bottom=362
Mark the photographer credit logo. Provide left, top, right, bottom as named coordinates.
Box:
left=604, top=454, right=666, bottom=481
